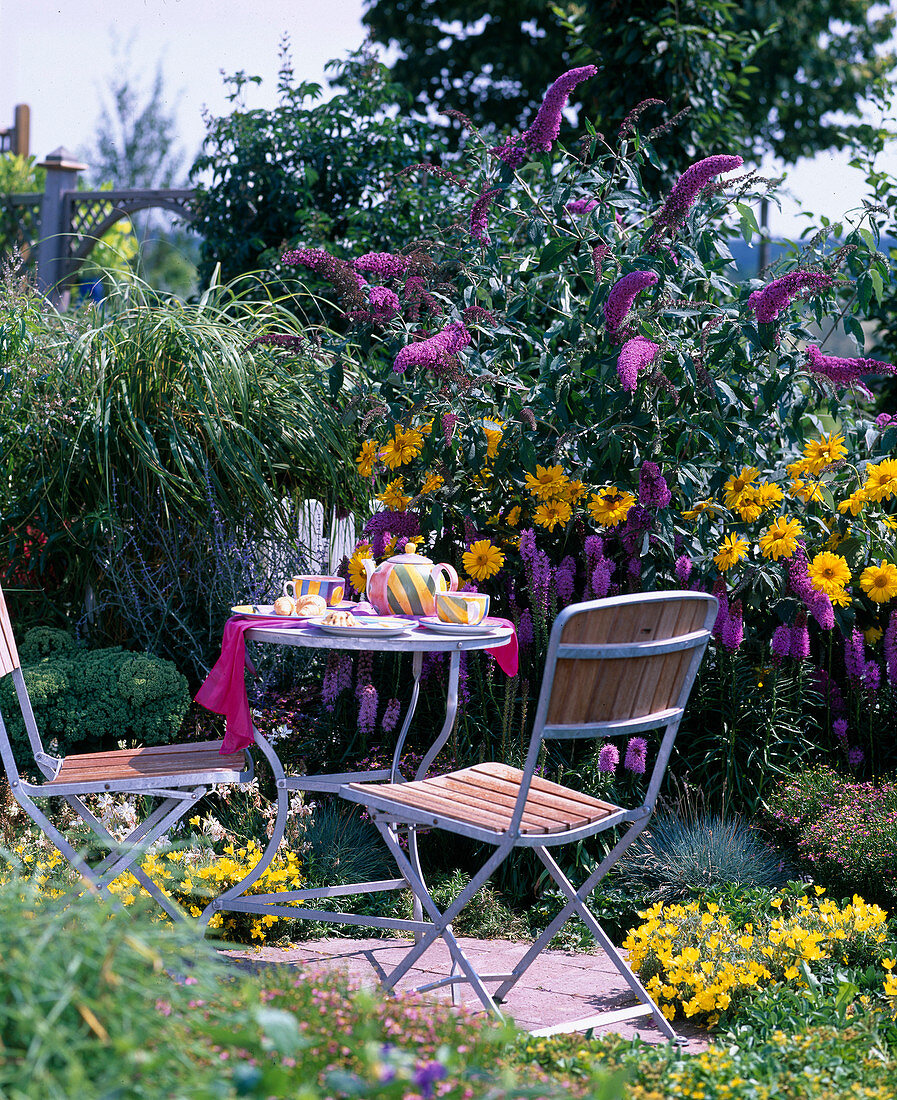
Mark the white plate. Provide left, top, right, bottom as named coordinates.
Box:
left=231, top=601, right=355, bottom=620
left=417, top=616, right=504, bottom=636
left=308, top=615, right=412, bottom=637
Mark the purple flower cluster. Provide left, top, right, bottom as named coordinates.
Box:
left=653, top=154, right=744, bottom=235
left=638, top=461, right=672, bottom=508
left=566, top=199, right=599, bottom=215
left=720, top=599, right=744, bottom=652
left=617, top=336, right=660, bottom=391
left=519, top=527, right=552, bottom=614
left=403, top=276, right=440, bottom=323
left=247, top=333, right=304, bottom=352
left=441, top=412, right=458, bottom=444
left=624, top=737, right=648, bottom=774
left=393, top=322, right=471, bottom=375
left=381, top=696, right=401, bottom=734
left=353, top=252, right=410, bottom=280
left=876, top=412, right=894, bottom=429
left=674, top=554, right=693, bottom=587
left=748, top=271, right=835, bottom=323
left=368, top=285, right=401, bottom=322
left=321, top=652, right=353, bottom=712
left=517, top=608, right=534, bottom=648
left=787, top=548, right=835, bottom=629
left=490, top=135, right=527, bottom=169
left=462, top=304, right=497, bottom=326
left=597, top=743, right=619, bottom=772
left=585, top=536, right=614, bottom=599
left=555, top=556, right=576, bottom=605
left=592, top=242, right=610, bottom=276
left=806, top=344, right=897, bottom=395
left=523, top=65, right=598, bottom=153
left=357, top=684, right=379, bottom=735
left=844, top=628, right=866, bottom=681
left=362, top=510, right=421, bottom=558
left=886, top=610, right=897, bottom=685
left=605, top=271, right=659, bottom=334
left=771, top=620, right=811, bottom=661
left=470, top=187, right=501, bottom=244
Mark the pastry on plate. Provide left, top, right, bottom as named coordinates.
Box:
left=273, top=596, right=295, bottom=616
left=294, top=593, right=328, bottom=617
left=321, top=609, right=358, bottom=627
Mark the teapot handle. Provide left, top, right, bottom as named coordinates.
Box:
left=432, top=562, right=459, bottom=593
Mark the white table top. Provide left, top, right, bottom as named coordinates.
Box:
left=244, top=619, right=514, bottom=654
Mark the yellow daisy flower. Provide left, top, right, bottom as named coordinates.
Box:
left=865, top=626, right=884, bottom=645
left=802, top=433, right=848, bottom=475
left=859, top=560, right=897, bottom=604
left=505, top=505, right=522, bottom=527
left=348, top=544, right=373, bottom=594
left=863, top=459, right=897, bottom=503
left=807, top=551, right=851, bottom=596
left=533, top=499, right=572, bottom=531
left=723, top=466, right=761, bottom=509
left=588, top=488, right=637, bottom=527
left=714, top=533, right=749, bottom=571
left=356, top=439, right=378, bottom=477
left=380, top=426, right=424, bottom=470
left=462, top=539, right=505, bottom=581
left=525, top=464, right=569, bottom=500
left=838, top=489, right=868, bottom=516
left=681, top=499, right=716, bottom=521
left=754, top=482, right=784, bottom=509
left=758, top=516, right=803, bottom=560
left=482, top=419, right=504, bottom=458
left=734, top=487, right=764, bottom=523
left=829, top=585, right=851, bottom=607
left=420, top=470, right=444, bottom=494
left=376, top=477, right=411, bottom=511
left=789, top=477, right=824, bottom=504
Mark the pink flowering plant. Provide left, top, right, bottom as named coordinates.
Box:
left=277, top=64, right=896, bottom=807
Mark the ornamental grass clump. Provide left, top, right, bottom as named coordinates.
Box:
left=623, top=888, right=890, bottom=1026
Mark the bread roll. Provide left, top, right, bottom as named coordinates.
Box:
left=293, top=593, right=327, bottom=617
left=273, top=596, right=295, bottom=616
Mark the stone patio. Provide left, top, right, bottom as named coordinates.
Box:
left=220, top=935, right=710, bottom=1049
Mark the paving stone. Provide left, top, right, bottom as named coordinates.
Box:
left=220, top=935, right=711, bottom=1051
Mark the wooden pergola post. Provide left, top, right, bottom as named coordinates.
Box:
left=34, top=147, right=87, bottom=304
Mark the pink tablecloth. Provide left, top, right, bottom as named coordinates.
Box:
left=195, top=615, right=518, bottom=754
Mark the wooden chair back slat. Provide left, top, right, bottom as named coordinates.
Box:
left=0, top=583, right=20, bottom=678
left=545, top=596, right=710, bottom=727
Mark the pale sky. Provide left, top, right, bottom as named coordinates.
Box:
left=2, top=0, right=896, bottom=238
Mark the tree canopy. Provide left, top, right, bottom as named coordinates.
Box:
left=362, top=0, right=896, bottom=167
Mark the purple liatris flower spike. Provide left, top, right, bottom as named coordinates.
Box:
left=523, top=65, right=598, bottom=153
left=639, top=461, right=672, bottom=508
left=844, top=629, right=865, bottom=680
left=624, top=737, right=647, bottom=774
left=357, top=684, right=378, bottom=735
left=605, top=271, right=659, bottom=334
left=597, top=743, right=619, bottom=773
left=617, top=336, right=660, bottom=391
left=517, top=608, right=534, bottom=648
left=591, top=559, right=613, bottom=599
left=721, top=600, right=743, bottom=652
left=674, top=554, right=692, bottom=586
left=790, top=622, right=810, bottom=660
left=393, top=322, right=471, bottom=374
left=864, top=660, right=881, bottom=692
left=653, top=154, right=743, bottom=234
left=771, top=625, right=791, bottom=659
left=470, top=187, right=501, bottom=243
left=848, top=745, right=864, bottom=767
left=805, top=345, right=897, bottom=396
left=806, top=589, right=834, bottom=631
left=885, top=610, right=897, bottom=684
left=833, top=718, right=848, bottom=740
left=518, top=527, right=538, bottom=563
left=748, top=271, right=835, bottom=323
left=381, top=697, right=402, bottom=734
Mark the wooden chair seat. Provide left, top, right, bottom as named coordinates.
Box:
left=348, top=761, right=621, bottom=836
left=45, top=740, right=247, bottom=788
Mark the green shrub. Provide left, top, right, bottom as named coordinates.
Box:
left=764, top=766, right=897, bottom=906
left=0, top=632, right=190, bottom=760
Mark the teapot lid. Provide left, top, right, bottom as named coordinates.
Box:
left=388, top=541, right=433, bottom=564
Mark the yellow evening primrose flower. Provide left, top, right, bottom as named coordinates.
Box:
left=534, top=499, right=572, bottom=531
left=525, top=464, right=569, bottom=500
left=380, top=426, right=424, bottom=470
left=420, top=470, right=444, bottom=494
left=376, top=477, right=411, bottom=511
left=807, top=551, right=851, bottom=596
left=863, top=459, right=897, bottom=502
left=588, top=487, right=637, bottom=527
left=802, top=432, right=848, bottom=475
left=859, top=560, right=897, bottom=604
left=462, top=539, right=505, bottom=581
left=758, top=516, right=803, bottom=560
left=714, top=533, right=749, bottom=571
left=723, top=466, right=761, bottom=508
left=356, top=439, right=378, bottom=477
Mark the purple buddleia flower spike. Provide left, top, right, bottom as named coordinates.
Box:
left=748, top=271, right=835, bottom=323
left=652, top=154, right=743, bottom=235
left=597, top=743, right=619, bottom=773
left=885, top=609, right=897, bottom=684
left=566, top=198, right=599, bottom=215
left=441, top=412, right=458, bottom=444
left=639, top=461, right=672, bottom=508
left=624, top=737, right=648, bottom=774
left=393, top=322, right=471, bottom=374
left=368, top=285, right=401, bottom=322
left=605, top=271, right=659, bottom=334
left=617, top=336, right=660, bottom=391
left=470, top=187, right=502, bottom=243
left=490, top=134, right=527, bottom=168
left=674, top=554, right=693, bottom=587
left=523, top=65, right=598, bottom=153
left=353, top=252, right=410, bottom=280
left=805, top=345, right=897, bottom=397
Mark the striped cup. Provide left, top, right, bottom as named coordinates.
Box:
left=435, top=592, right=490, bottom=626
left=283, top=575, right=345, bottom=606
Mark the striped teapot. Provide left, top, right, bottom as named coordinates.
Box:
left=362, top=543, right=458, bottom=617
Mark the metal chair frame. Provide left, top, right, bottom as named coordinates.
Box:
left=0, top=582, right=287, bottom=922
left=340, top=591, right=717, bottom=1039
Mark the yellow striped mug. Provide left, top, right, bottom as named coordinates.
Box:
left=435, top=592, right=490, bottom=626
left=283, top=575, right=345, bottom=606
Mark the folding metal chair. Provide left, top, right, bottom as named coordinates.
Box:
left=0, top=581, right=287, bottom=921
left=340, top=591, right=717, bottom=1039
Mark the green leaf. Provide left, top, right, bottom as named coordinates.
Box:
left=537, top=238, right=577, bottom=271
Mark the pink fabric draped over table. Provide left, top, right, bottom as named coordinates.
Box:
left=196, top=616, right=519, bottom=754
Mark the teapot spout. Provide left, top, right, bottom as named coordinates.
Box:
left=361, top=557, right=376, bottom=596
